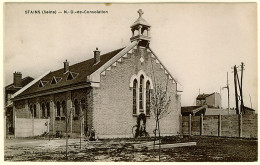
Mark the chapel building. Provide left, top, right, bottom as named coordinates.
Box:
left=12, top=9, right=181, bottom=138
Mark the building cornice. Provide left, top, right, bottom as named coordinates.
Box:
left=12, top=82, right=90, bottom=101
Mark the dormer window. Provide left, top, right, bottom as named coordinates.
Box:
left=38, top=80, right=48, bottom=88
left=51, top=77, right=57, bottom=84
left=67, top=72, right=73, bottom=80
left=51, top=76, right=62, bottom=84
left=66, top=71, right=79, bottom=81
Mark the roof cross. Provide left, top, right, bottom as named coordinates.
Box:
left=137, top=9, right=144, bottom=18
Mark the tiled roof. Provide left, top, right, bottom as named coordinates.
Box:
left=5, top=76, right=34, bottom=91
left=131, top=17, right=151, bottom=28
left=181, top=106, right=207, bottom=116
left=181, top=106, right=202, bottom=113
left=196, top=93, right=215, bottom=100
left=17, top=48, right=124, bottom=97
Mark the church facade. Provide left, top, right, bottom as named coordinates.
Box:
left=12, top=10, right=181, bottom=138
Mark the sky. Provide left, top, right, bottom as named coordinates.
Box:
left=3, top=3, right=257, bottom=111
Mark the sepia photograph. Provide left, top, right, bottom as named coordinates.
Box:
left=3, top=2, right=258, bottom=162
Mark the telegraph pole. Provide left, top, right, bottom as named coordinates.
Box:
left=233, top=65, right=239, bottom=114
left=226, top=72, right=230, bottom=114
left=222, top=72, right=230, bottom=114
left=240, top=62, right=245, bottom=114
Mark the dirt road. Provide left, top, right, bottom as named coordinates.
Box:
left=4, top=136, right=257, bottom=162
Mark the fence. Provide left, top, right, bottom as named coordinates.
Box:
left=182, top=114, right=257, bottom=138
left=15, top=117, right=50, bottom=138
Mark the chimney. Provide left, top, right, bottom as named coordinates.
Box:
left=64, top=59, right=69, bottom=73
left=94, top=47, right=100, bottom=64
left=13, top=72, right=22, bottom=87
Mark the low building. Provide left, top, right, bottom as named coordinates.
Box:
left=5, top=72, right=34, bottom=135
left=243, top=106, right=255, bottom=114
left=196, top=92, right=221, bottom=108
left=11, top=10, right=182, bottom=138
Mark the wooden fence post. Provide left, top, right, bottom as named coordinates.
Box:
left=200, top=114, right=203, bottom=136
left=239, top=114, right=242, bottom=138
left=4, top=116, right=7, bottom=139
left=32, top=116, right=34, bottom=137
left=14, top=115, right=16, bottom=138
left=189, top=114, right=192, bottom=136
left=47, top=117, right=50, bottom=133
left=218, top=114, right=221, bottom=137
left=179, top=114, right=183, bottom=136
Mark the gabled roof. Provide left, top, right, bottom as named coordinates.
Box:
left=16, top=48, right=124, bottom=98
left=5, top=76, right=34, bottom=91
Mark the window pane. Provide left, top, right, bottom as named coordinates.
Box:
left=46, top=103, right=50, bottom=117
left=146, top=81, right=150, bottom=115
left=33, top=104, right=36, bottom=117
left=42, top=103, right=45, bottom=118
left=62, top=101, right=66, bottom=116
left=57, top=102, right=60, bottom=117
left=133, top=79, right=137, bottom=114
left=139, top=75, right=144, bottom=111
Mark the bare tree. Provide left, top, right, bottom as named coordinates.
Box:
left=79, top=104, right=84, bottom=149
left=64, top=106, right=73, bottom=160
left=150, top=83, right=171, bottom=161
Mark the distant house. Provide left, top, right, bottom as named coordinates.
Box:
left=5, top=72, right=34, bottom=135
left=243, top=106, right=255, bottom=114
left=196, top=92, right=221, bottom=108
left=182, top=92, right=235, bottom=116
left=181, top=105, right=237, bottom=116
left=181, top=106, right=207, bottom=116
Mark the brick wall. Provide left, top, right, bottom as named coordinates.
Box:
left=55, top=120, right=66, bottom=133
left=93, top=48, right=181, bottom=138
left=182, top=114, right=257, bottom=138
left=72, top=119, right=81, bottom=133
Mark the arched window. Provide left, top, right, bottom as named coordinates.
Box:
left=33, top=104, right=37, bottom=118
left=62, top=101, right=66, bottom=116
left=81, top=98, right=86, bottom=111
left=133, top=79, right=137, bottom=115
left=146, top=81, right=151, bottom=115
left=46, top=102, right=50, bottom=117
left=41, top=103, right=45, bottom=118
left=56, top=101, right=61, bottom=117
left=139, top=75, right=144, bottom=112
left=30, top=105, right=33, bottom=117
left=74, top=99, right=80, bottom=117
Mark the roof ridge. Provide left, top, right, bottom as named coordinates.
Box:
left=13, top=47, right=125, bottom=99
left=51, top=47, right=125, bottom=74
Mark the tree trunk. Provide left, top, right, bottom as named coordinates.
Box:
left=66, top=117, right=68, bottom=160
left=153, top=119, right=158, bottom=150
left=158, top=119, right=161, bottom=162
left=80, top=118, right=82, bottom=149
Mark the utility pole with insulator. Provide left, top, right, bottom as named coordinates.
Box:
left=240, top=62, right=245, bottom=114
left=233, top=65, right=239, bottom=114
left=222, top=72, right=230, bottom=114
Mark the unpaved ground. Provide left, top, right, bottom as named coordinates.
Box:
left=4, top=136, right=257, bottom=162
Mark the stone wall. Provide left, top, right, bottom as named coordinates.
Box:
left=182, top=114, right=257, bottom=138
